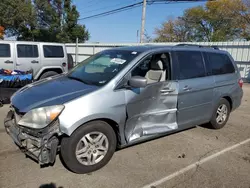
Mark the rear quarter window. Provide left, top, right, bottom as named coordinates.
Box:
left=43, top=45, right=64, bottom=58
left=0, top=44, right=10, bottom=57
left=206, top=52, right=235, bottom=75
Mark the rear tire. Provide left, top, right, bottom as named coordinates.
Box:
left=209, top=98, right=230, bottom=129
left=60, top=121, right=117, bottom=174
left=39, top=71, right=58, bottom=80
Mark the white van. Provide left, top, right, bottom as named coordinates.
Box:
left=0, top=41, right=73, bottom=80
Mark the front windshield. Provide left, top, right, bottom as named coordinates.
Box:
left=68, top=49, right=140, bottom=86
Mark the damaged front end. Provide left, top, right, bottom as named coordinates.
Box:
left=4, top=110, right=60, bottom=165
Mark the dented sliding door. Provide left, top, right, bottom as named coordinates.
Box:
left=124, top=81, right=179, bottom=142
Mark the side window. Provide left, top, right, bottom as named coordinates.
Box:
left=176, top=51, right=205, bottom=80
left=131, top=53, right=170, bottom=83
left=43, top=45, right=64, bottom=58
left=0, top=44, right=11, bottom=57
left=131, top=55, right=152, bottom=77
left=17, top=44, right=38, bottom=58
left=207, top=53, right=235, bottom=75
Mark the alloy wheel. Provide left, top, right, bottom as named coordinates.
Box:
left=75, top=132, right=109, bottom=166
left=216, top=104, right=228, bottom=124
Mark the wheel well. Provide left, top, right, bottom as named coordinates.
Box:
left=38, top=68, right=63, bottom=79
left=98, top=118, right=121, bottom=147
left=223, top=96, right=232, bottom=111
left=69, top=118, right=121, bottom=148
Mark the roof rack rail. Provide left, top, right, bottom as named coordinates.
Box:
left=210, top=45, right=219, bottom=50
left=176, top=43, right=219, bottom=50
left=176, top=44, right=203, bottom=47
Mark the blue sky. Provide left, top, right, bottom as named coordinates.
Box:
left=73, top=0, right=206, bottom=43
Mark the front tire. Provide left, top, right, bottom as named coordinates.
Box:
left=60, top=121, right=117, bottom=174
left=209, top=98, right=230, bottom=129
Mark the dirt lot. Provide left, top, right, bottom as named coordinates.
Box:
left=0, top=86, right=250, bottom=188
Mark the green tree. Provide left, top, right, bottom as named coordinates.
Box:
left=57, top=0, right=89, bottom=43
left=0, top=0, right=89, bottom=42
left=0, top=0, right=36, bottom=39
left=155, top=18, right=191, bottom=42
left=154, top=0, right=250, bottom=42
left=219, top=0, right=250, bottom=40
left=204, top=0, right=244, bottom=41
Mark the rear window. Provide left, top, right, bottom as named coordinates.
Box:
left=43, top=45, right=64, bottom=58
left=207, top=53, right=235, bottom=75
left=176, top=51, right=206, bottom=80
left=0, top=44, right=11, bottom=57
left=17, top=44, right=38, bottom=58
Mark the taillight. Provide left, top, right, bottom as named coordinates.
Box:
left=62, top=62, right=67, bottom=67
left=238, top=78, right=243, bottom=88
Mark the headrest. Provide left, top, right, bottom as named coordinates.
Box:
left=161, top=54, right=167, bottom=59
left=150, top=59, right=164, bottom=70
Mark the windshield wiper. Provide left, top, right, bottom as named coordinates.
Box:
left=67, top=76, right=93, bottom=85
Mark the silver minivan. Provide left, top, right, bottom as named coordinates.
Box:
left=4, top=45, right=243, bottom=174
left=0, top=41, right=69, bottom=79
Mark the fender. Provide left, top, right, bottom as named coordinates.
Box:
left=59, top=113, right=122, bottom=136
left=34, top=66, right=65, bottom=80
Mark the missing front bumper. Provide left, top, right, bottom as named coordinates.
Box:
left=4, top=110, right=59, bottom=165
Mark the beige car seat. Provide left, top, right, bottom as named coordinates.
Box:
left=145, top=57, right=166, bottom=84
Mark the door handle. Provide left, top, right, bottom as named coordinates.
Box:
left=4, top=60, right=13, bottom=64
left=31, top=60, right=39, bottom=63
left=161, top=88, right=175, bottom=94
left=183, top=86, right=192, bottom=91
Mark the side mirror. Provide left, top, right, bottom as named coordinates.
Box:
left=128, top=76, right=147, bottom=88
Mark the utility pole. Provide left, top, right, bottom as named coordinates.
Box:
left=137, top=30, right=139, bottom=43
left=140, top=0, right=147, bottom=43
left=75, top=38, right=79, bottom=65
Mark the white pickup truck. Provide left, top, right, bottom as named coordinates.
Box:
left=0, top=41, right=73, bottom=80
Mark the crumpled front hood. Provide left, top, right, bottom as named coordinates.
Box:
left=11, top=75, right=99, bottom=113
